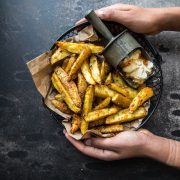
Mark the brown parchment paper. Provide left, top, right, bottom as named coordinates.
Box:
left=27, top=25, right=147, bottom=140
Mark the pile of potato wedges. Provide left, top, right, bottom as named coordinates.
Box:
left=50, top=41, right=154, bottom=135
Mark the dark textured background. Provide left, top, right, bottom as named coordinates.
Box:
left=0, top=0, right=180, bottom=179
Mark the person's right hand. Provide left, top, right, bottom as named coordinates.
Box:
left=77, top=4, right=165, bottom=35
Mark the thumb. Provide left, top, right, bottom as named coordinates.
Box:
left=138, top=128, right=151, bottom=135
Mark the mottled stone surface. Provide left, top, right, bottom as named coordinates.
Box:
left=0, top=0, right=180, bottom=179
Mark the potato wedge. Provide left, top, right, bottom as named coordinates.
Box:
left=70, top=114, right=81, bottom=134
left=112, top=94, right=131, bottom=108
left=82, top=85, right=94, bottom=115
left=112, top=72, right=127, bottom=86
left=100, top=60, right=110, bottom=83
left=94, top=85, right=116, bottom=98
left=80, top=120, right=88, bottom=135
left=129, top=87, right=154, bottom=112
left=85, top=107, right=119, bottom=122
left=80, top=85, right=94, bottom=135
left=62, top=58, right=69, bottom=70
left=51, top=99, right=71, bottom=114
left=50, top=48, right=70, bottom=65
left=55, top=94, right=64, bottom=101
left=105, top=73, right=112, bottom=85
left=68, top=46, right=91, bottom=80
left=104, top=61, right=111, bottom=74
left=55, top=67, right=81, bottom=108
left=56, top=41, right=104, bottom=54
left=81, top=59, right=96, bottom=85
left=109, top=83, right=138, bottom=99
left=100, top=60, right=106, bottom=82
left=90, top=55, right=101, bottom=84
left=94, top=97, right=111, bottom=110
left=94, top=85, right=131, bottom=108
left=89, top=119, right=105, bottom=128
left=85, top=43, right=104, bottom=54
left=64, top=55, right=76, bottom=73
left=106, top=107, right=147, bottom=124
left=51, top=73, right=80, bottom=113
left=77, top=72, right=88, bottom=101
left=92, top=124, right=124, bottom=134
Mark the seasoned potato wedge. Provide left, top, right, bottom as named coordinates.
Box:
left=109, top=83, right=138, bottom=99
left=94, top=97, right=111, bottom=110
left=68, top=46, right=91, bottom=80
left=90, top=55, right=101, bottom=84
left=89, top=119, right=106, bottom=128
left=85, top=107, right=119, bottom=122
left=55, top=94, right=64, bottom=101
left=85, top=43, right=104, bottom=54
left=129, top=87, right=154, bottom=112
left=80, top=85, right=94, bottom=135
left=64, top=55, right=76, bottom=73
left=77, top=72, right=88, bottom=101
left=94, top=85, right=131, bottom=107
left=51, top=99, right=71, bottom=114
left=112, top=72, right=127, bottom=86
left=111, top=94, right=131, bottom=108
left=56, top=41, right=104, bottom=54
left=104, top=61, right=111, bottom=74
left=81, top=59, right=96, bottom=85
left=100, top=60, right=111, bottom=83
left=51, top=48, right=70, bottom=65
left=55, top=67, right=81, bottom=108
left=106, top=107, right=147, bottom=124
left=51, top=73, right=80, bottom=113
left=62, top=58, right=69, bottom=70
left=100, top=60, right=106, bottom=82
left=92, top=124, right=124, bottom=134
left=105, top=72, right=112, bottom=85
left=70, top=114, right=81, bottom=134
left=94, top=85, right=117, bottom=98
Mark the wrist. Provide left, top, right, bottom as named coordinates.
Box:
left=154, top=7, right=180, bottom=32
left=142, top=132, right=180, bottom=167
left=143, top=133, right=169, bottom=162
left=150, top=8, right=169, bottom=33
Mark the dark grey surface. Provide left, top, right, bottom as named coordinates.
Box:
left=0, top=0, right=180, bottom=179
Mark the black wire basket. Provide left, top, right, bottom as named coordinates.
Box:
left=49, top=21, right=163, bottom=130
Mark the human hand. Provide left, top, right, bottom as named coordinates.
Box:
left=64, top=128, right=180, bottom=168
left=64, top=129, right=152, bottom=161
left=77, top=4, right=165, bottom=35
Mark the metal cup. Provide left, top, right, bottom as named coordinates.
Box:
left=85, top=10, right=142, bottom=68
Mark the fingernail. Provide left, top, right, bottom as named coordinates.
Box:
left=85, top=139, right=91, bottom=146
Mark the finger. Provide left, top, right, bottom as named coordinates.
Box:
left=75, top=3, right=133, bottom=26
left=138, top=128, right=151, bottom=135
left=85, top=137, right=116, bottom=151
left=94, top=8, right=130, bottom=24
left=97, top=3, right=134, bottom=12
left=64, top=131, right=119, bottom=161
left=75, top=18, right=87, bottom=26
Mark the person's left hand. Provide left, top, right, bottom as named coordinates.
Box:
left=63, top=129, right=152, bottom=161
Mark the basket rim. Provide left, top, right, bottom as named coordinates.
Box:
left=49, top=21, right=163, bottom=130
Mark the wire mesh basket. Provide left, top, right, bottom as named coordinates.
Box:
left=49, top=21, right=163, bottom=130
